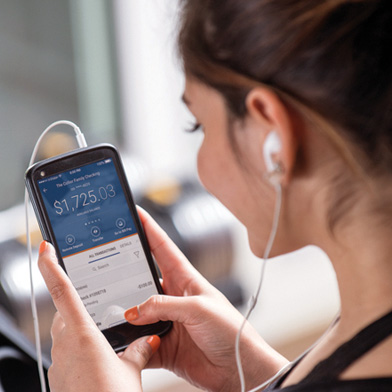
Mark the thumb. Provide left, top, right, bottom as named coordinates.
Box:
left=38, top=241, right=91, bottom=327
left=120, top=335, right=160, bottom=370
left=124, top=294, right=204, bottom=326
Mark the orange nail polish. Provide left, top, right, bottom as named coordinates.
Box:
left=147, top=335, right=160, bottom=354
left=124, top=306, right=139, bottom=322
left=39, top=241, right=47, bottom=255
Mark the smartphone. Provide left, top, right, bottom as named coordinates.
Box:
left=25, top=144, right=172, bottom=352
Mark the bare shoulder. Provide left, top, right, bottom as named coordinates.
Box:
left=282, top=332, right=392, bottom=388
left=341, top=335, right=392, bottom=380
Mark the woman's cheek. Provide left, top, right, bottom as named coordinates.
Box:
left=196, top=140, right=224, bottom=199
left=196, top=143, right=210, bottom=191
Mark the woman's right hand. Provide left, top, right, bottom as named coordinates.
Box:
left=123, top=208, right=288, bottom=392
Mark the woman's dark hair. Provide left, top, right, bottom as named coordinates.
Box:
left=178, top=0, right=392, bottom=229
left=178, top=0, right=392, bottom=173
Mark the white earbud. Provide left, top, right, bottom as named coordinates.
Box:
left=263, top=130, right=282, bottom=172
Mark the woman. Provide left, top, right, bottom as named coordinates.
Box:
left=38, top=0, right=392, bottom=391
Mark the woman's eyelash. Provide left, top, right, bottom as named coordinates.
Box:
left=185, top=122, right=202, bottom=133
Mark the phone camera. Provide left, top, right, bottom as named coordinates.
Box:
left=40, top=171, right=46, bottom=177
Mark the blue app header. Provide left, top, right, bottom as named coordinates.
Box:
left=38, top=158, right=137, bottom=257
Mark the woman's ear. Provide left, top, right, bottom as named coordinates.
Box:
left=245, top=87, right=299, bottom=185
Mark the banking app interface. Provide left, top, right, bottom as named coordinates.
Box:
left=38, top=158, right=158, bottom=330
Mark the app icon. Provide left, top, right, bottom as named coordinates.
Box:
left=65, top=234, right=76, bottom=245
left=116, top=218, right=126, bottom=229
left=91, top=226, right=101, bottom=237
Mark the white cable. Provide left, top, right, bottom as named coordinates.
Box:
left=247, top=361, right=295, bottom=392
left=28, top=120, right=86, bottom=161
left=235, top=183, right=282, bottom=392
left=234, top=183, right=341, bottom=392
left=246, top=310, right=340, bottom=392
left=24, top=190, right=47, bottom=392
left=25, top=120, right=87, bottom=392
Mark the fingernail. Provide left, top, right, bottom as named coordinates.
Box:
left=147, top=335, right=160, bottom=354
left=39, top=241, right=47, bottom=255
left=124, top=306, right=139, bottom=322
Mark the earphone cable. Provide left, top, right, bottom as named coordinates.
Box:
left=234, top=180, right=341, bottom=392
left=25, top=121, right=87, bottom=392
left=235, top=183, right=282, bottom=392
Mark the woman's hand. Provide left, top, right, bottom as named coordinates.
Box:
left=38, top=241, right=159, bottom=392
left=124, top=208, right=288, bottom=392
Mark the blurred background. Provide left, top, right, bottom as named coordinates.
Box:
left=0, top=1, right=339, bottom=391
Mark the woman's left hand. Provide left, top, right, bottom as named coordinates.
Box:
left=38, top=241, right=159, bottom=392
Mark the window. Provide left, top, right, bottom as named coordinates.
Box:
left=0, top=0, right=121, bottom=211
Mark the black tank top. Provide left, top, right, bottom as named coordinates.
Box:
left=264, top=309, right=392, bottom=391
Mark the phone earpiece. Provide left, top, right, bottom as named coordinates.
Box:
left=263, top=131, right=282, bottom=172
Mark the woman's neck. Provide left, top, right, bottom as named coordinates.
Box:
left=322, top=220, right=392, bottom=330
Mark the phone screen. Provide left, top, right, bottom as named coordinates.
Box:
left=36, top=157, right=158, bottom=331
